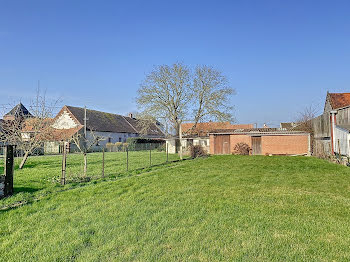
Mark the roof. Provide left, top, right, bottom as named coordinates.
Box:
left=4, top=103, right=32, bottom=118
left=327, top=93, right=350, bottom=110
left=181, top=122, right=254, bottom=137
left=65, top=106, right=164, bottom=136
left=50, top=126, right=83, bottom=141
left=209, top=128, right=309, bottom=135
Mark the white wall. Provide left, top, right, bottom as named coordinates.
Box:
left=52, top=110, right=78, bottom=129
left=334, top=126, right=350, bottom=156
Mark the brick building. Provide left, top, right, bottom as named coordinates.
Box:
left=209, top=128, right=310, bottom=155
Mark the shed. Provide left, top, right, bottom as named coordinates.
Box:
left=209, top=128, right=311, bottom=155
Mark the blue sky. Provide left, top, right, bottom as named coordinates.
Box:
left=1, top=0, right=350, bottom=126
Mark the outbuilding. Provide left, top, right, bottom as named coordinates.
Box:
left=209, top=128, right=311, bottom=155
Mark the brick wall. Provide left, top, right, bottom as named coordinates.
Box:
left=261, top=135, right=309, bottom=155
left=230, top=135, right=252, bottom=153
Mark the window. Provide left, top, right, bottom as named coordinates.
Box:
left=119, top=137, right=122, bottom=142
left=108, top=137, right=112, bottom=143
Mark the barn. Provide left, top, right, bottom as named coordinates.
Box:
left=209, top=128, right=311, bottom=155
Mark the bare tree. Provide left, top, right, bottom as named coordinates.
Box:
left=137, top=63, right=192, bottom=137
left=0, top=89, right=59, bottom=169
left=294, top=105, right=320, bottom=154
left=136, top=63, right=235, bottom=137
left=69, top=130, right=105, bottom=177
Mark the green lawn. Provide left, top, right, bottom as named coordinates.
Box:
left=1, top=155, right=350, bottom=261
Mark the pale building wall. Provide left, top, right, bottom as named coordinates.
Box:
left=334, top=126, right=350, bottom=156
left=52, top=110, right=78, bottom=129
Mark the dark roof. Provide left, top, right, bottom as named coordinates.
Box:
left=209, top=128, right=309, bottom=135
left=66, top=106, right=164, bottom=136
left=327, top=93, right=350, bottom=110
left=4, top=103, right=32, bottom=118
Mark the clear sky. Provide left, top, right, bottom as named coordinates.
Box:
left=1, top=0, right=350, bottom=126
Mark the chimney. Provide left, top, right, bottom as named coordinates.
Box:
left=128, top=113, right=133, bottom=118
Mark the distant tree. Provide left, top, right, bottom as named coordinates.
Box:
left=0, top=89, right=59, bottom=169
left=136, top=63, right=235, bottom=137
left=294, top=105, right=319, bottom=154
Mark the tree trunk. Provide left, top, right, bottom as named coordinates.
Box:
left=19, top=151, right=30, bottom=169
left=83, top=152, right=87, bottom=177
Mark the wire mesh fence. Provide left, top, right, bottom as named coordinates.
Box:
left=62, top=143, right=188, bottom=183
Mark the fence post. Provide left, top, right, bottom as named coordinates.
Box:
left=166, top=142, right=169, bottom=162
left=4, top=145, right=14, bottom=196
left=126, top=147, right=129, bottom=171
left=102, top=147, right=105, bottom=178
left=61, top=142, right=67, bottom=185
left=149, top=143, right=152, bottom=166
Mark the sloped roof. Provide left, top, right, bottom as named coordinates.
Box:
left=4, top=103, right=32, bottom=118
left=65, top=106, right=164, bottom=136
left=181, top=122, right=254, bottom=136
left=327, top=93, right=350, bottom=110
left=209, top=128, right=309, bottom=135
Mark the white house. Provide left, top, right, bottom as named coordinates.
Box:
left=45, top=105, right=164, bottom=153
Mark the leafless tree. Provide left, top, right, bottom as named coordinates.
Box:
left=136, top=63, right=235, bottom=137
left=0, top=89, right=59, bottom=169
left=69, top=130, right=105, bottom=177
left=294, top=105, right=320, bottom=154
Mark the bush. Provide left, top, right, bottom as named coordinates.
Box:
left=233, top=142, right=250, bottom=155
left=189, top=145, right=207, bottom=158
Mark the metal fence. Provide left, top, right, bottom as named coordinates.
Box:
left=60, top=143, right=188, bottom=184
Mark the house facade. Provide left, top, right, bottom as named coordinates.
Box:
left=45, top=105, right=164, bottom=154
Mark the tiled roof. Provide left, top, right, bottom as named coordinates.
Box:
left=209, top=128, right=309, bottom=135
left=50, top=126, right=83, bottom=141
left=328, top=93, right=350, bottom=109
left=65, top=106, right=164, bottom=136
left=181, top=122, right=254, bottom=136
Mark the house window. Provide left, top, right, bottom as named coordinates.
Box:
left=108, top=137, right=112, bottom=143
left=119, top=137, right=122, bottom=142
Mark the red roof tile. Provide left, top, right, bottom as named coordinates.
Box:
left=328, top=93, right=350, bottom=109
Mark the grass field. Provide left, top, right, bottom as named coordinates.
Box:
left=1, top=155, right=350, bottom=261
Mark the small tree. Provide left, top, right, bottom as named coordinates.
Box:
left=0, top=89, right=59, bottom=169
left=69, top=130, right=105, bottom=177
left=294, top=105, right=319, bottom=154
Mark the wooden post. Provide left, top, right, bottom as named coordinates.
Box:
left=166, top=142, right=169, bottom=162
left=126, top=147, right=129, bottom=171
left=149, top=143, right=152, bottom=166
left=179, top=123, right=183, bottom=160
left=4, top=145, right=14, bottom=196
left=102, top=148, right=105, bottom=178
left=61, top=142, right=67, bottom=185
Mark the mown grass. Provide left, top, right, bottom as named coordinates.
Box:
left=0, top=151, right=181, bottom=208
left=1, top=155, right=350, bottom=261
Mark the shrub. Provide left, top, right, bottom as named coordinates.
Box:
left=233, top=142, right=250, bottom=155
left=189, top=145, right=207, bottom=158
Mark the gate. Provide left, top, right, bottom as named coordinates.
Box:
left=251, top=136, right=262, bottom=155
left=214, top=135, right=231, bottom=154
